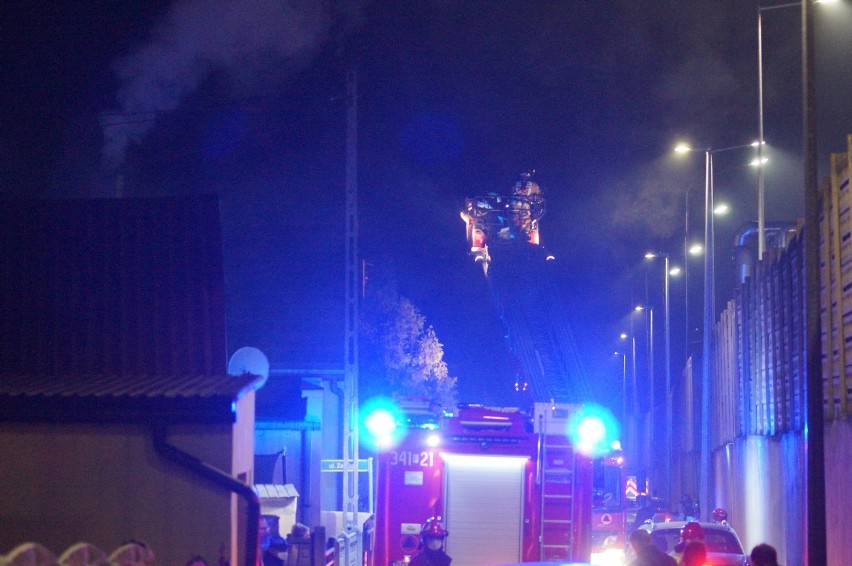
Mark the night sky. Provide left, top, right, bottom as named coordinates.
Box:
left=3, top=1, right=852, bottom=409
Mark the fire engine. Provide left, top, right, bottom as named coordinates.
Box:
left=366, top=174, right=625, bottom=566
left=590, top=453, right=629, bottom=565
left=370, top=401, right=624, bottom=566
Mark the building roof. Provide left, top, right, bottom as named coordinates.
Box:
left=0, top=195, right=227, bottom=378
left=0, top=195, right=250, bottom=424
left=0, top=372, right=264, bottom=424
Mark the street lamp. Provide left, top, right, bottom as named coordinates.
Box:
left=758, top=0, right=837, bottom=261
left=758, top=2, right=830, bottom=557
left=758, top=3, right=787, bottom=259
left=620, top=332, right=638, bottom=467
left=644, top=252, right=682, bottom=508
left=684, top=243, right=703, bottom=343
left=683, top=183, right=706, bottom=363
left=682, top=200, right=727, bottom=364
left=674, top=141, right=758, bottom=519
left=614, top=349, right=627, bottom=443
left=634, top=304, right=654, bottom=480
left=712, top=202, right=730, bottom=216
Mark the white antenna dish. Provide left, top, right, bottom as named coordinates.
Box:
left=228, top=346, right=270, bottom=388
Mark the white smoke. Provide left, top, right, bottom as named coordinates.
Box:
left=101, top=0, right=333, bottom=170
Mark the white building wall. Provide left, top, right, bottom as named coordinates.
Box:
left=0, top=422, right=236, bottom=565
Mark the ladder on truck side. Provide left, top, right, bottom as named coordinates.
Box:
left=536, top=404, right=578, bottom=562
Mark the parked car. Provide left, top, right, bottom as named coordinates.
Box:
left=627, top=520, right=748, bottom=566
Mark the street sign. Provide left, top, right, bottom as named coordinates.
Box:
left=321, top=459, right=371, bottom=472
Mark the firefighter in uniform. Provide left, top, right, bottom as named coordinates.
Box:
left=712, top=507, right=728, bottom=523
left=410, top=517, right=451, bottom=566
left=670, top=522, right=704, bottom=565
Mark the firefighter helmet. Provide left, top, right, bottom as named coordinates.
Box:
left=712, top=507, right=728, bottom=523
left=421, top=516, right=448, bottom=538
left=681, top=521, right=705, bottom=541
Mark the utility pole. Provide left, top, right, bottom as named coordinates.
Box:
left=342, top=67, right=362, bottom=566
left=802, top=3, right=826, bottom=564
left=699, top=150, right=714, bottom=522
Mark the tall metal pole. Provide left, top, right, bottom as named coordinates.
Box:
left=647, top=307, right=654, bottom=482
left=664, top=256, right=672, bottom=508
left=632, top=334, right=638, bottom=468
left=620, top=351, right=627, bottom=448
left=699, top=150, right=713, bottom=520
left=758, top=7, right=766, bottom=260
left=802, top=2, right=826, bottom=563
left=758, top=1, right=801, bottom=261
left=343, top=67, right=361, bottom=558
left=684, top=189, right=691, bottom=362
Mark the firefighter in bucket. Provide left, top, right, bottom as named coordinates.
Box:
left=410, top=516, right=451, bottom=566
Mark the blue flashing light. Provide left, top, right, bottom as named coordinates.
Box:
left=567, top=403, right=620, bottom=458
left=360, top=396, right=407, bottom=450
left=366, top=409, right=396, bottom=436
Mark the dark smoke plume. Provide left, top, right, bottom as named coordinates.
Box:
left=101, top=0, right=335, bottom=173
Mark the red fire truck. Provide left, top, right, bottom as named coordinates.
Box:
left=371, top=402, right=615, bottom=566
left=590, top=453, right=629, bottom=565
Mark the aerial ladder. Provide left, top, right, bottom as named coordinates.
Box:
left=460, top=172, right=592, bottom=404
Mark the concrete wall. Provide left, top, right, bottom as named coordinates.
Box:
left=825, top=419, right=852, bottom=566
left=712, top=427, right=852, bottom=566
left=0, top=422, right=236, bottom=565
left=712, top=435, right=805, bottom=566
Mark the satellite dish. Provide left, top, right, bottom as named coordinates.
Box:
left=228, top=346, right=270, bottom=388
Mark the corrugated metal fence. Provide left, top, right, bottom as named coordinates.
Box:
left=708, top=135, right=852, bottom=566
left=714, top=137, right=852, bottom=449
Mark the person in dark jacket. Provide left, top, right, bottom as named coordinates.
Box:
left=259, top=515, right=287, bottom=566
left=750, top=543, right=780, bottom=566
left=628, top=529, right=676, bottom=566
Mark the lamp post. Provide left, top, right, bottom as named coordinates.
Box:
left=675, top=141, right=758, bottom=519
left=757, top=1, right=799, bottom=261
left=756, top=3, right=793, bottom=260
left=803, top=1, right=827, bottom=563
left=614, top=349, right=628, bottom=443
left=758, top=0, right=836, bottom=261
left=634, top=304, right=654, bottom=479
left=684, top=241, right=704, bottom=362
left=758, top=2, right=829, bottom=558
left=644, top=253, right=682, bottom=507
left=683, top=182, right=707, bottom=364
left=620, top=332, right=638, bottom=467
